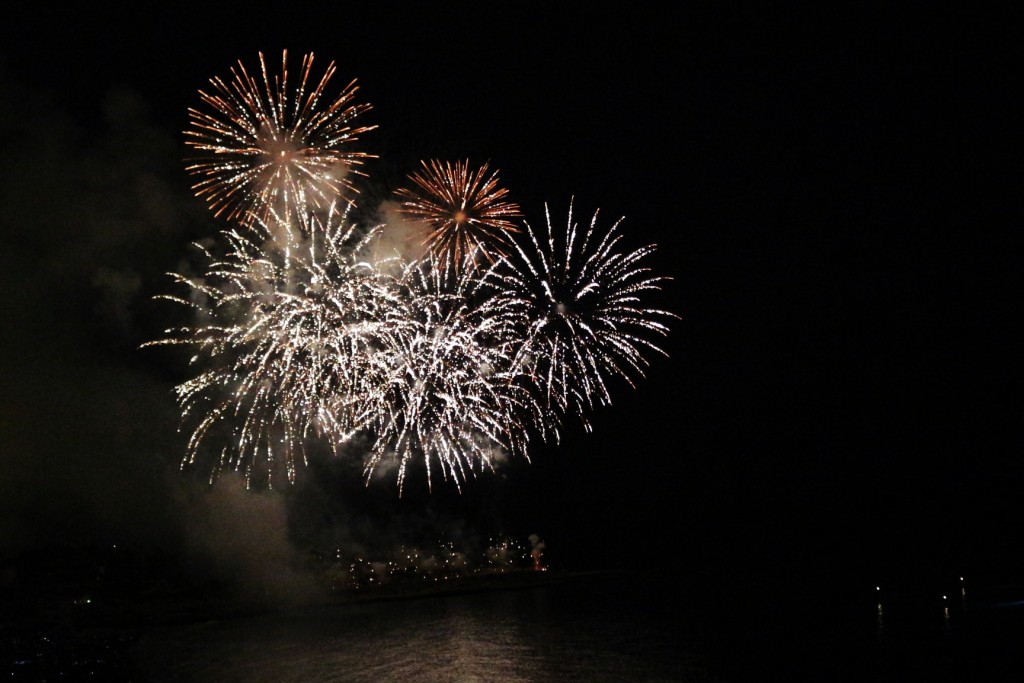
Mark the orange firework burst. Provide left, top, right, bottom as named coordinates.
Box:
left=394, top=160, right=522, bottom=270
left=184, top=50, right=377, bottom=229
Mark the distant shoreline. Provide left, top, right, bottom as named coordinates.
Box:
left=3, top=567, right=631, bottom=635
left=329, top=567, right=627, bottom=605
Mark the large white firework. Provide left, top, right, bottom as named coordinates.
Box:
left=145, top=203, right=403, bottom=486
left=148, top=198, right=675, bottom=490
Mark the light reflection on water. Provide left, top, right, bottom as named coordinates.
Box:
left=135, top=574, right=703, bottom=683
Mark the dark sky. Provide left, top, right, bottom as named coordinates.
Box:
left=1, top=5, right=1021, bottom=592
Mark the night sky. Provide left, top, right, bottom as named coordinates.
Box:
left=1, top=5, right=1021, bottom=597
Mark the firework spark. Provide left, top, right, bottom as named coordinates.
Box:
left=184, top=50, right=377, bottom=229
left=364, top=252, right=534, bottom=494
left=393, top=160, right=522, bottom=272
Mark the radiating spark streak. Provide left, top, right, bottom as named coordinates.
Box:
left=184, top=50, right=377, bottom=229
left=394, top=160, right=521, bottom=272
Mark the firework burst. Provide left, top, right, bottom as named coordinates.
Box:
left=484, top=199, right=678, bottom=434
left=184, top=50, right=377, bottom=230
left=393, top=160, right=522, bottom=272
left=150, top=51, right=678, bottom=494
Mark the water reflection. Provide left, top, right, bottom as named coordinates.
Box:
left=134, top=576, right=698, bottom=683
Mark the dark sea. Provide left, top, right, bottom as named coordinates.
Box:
left=7, top=564, right=1024, bottom=682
